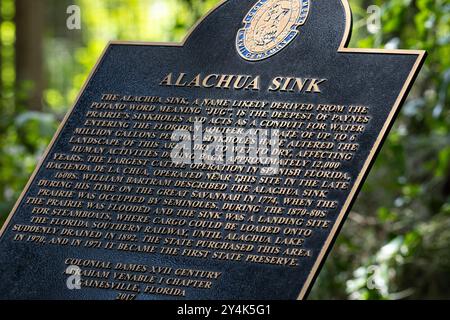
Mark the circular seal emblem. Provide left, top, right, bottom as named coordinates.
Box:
left=236, top=0, right=310, bottom=61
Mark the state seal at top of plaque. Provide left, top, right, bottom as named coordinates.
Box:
left=236, top=0, right=310, bottom=61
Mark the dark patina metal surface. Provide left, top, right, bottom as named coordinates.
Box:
left=0, top=0, right=425, bottom=300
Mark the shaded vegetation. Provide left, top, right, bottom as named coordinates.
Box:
left=0, top=0, right=448, bottom=299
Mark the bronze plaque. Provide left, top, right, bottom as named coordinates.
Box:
left=0, top=0, right=425, bottom=300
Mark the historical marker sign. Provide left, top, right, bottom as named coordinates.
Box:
left=0, top=0, right=425, bottom=300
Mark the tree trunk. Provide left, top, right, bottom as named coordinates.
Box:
left=15, top=0, right=45, bottom=111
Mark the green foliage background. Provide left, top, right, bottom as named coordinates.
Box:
left=0, top=0, right=448, bottom=299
